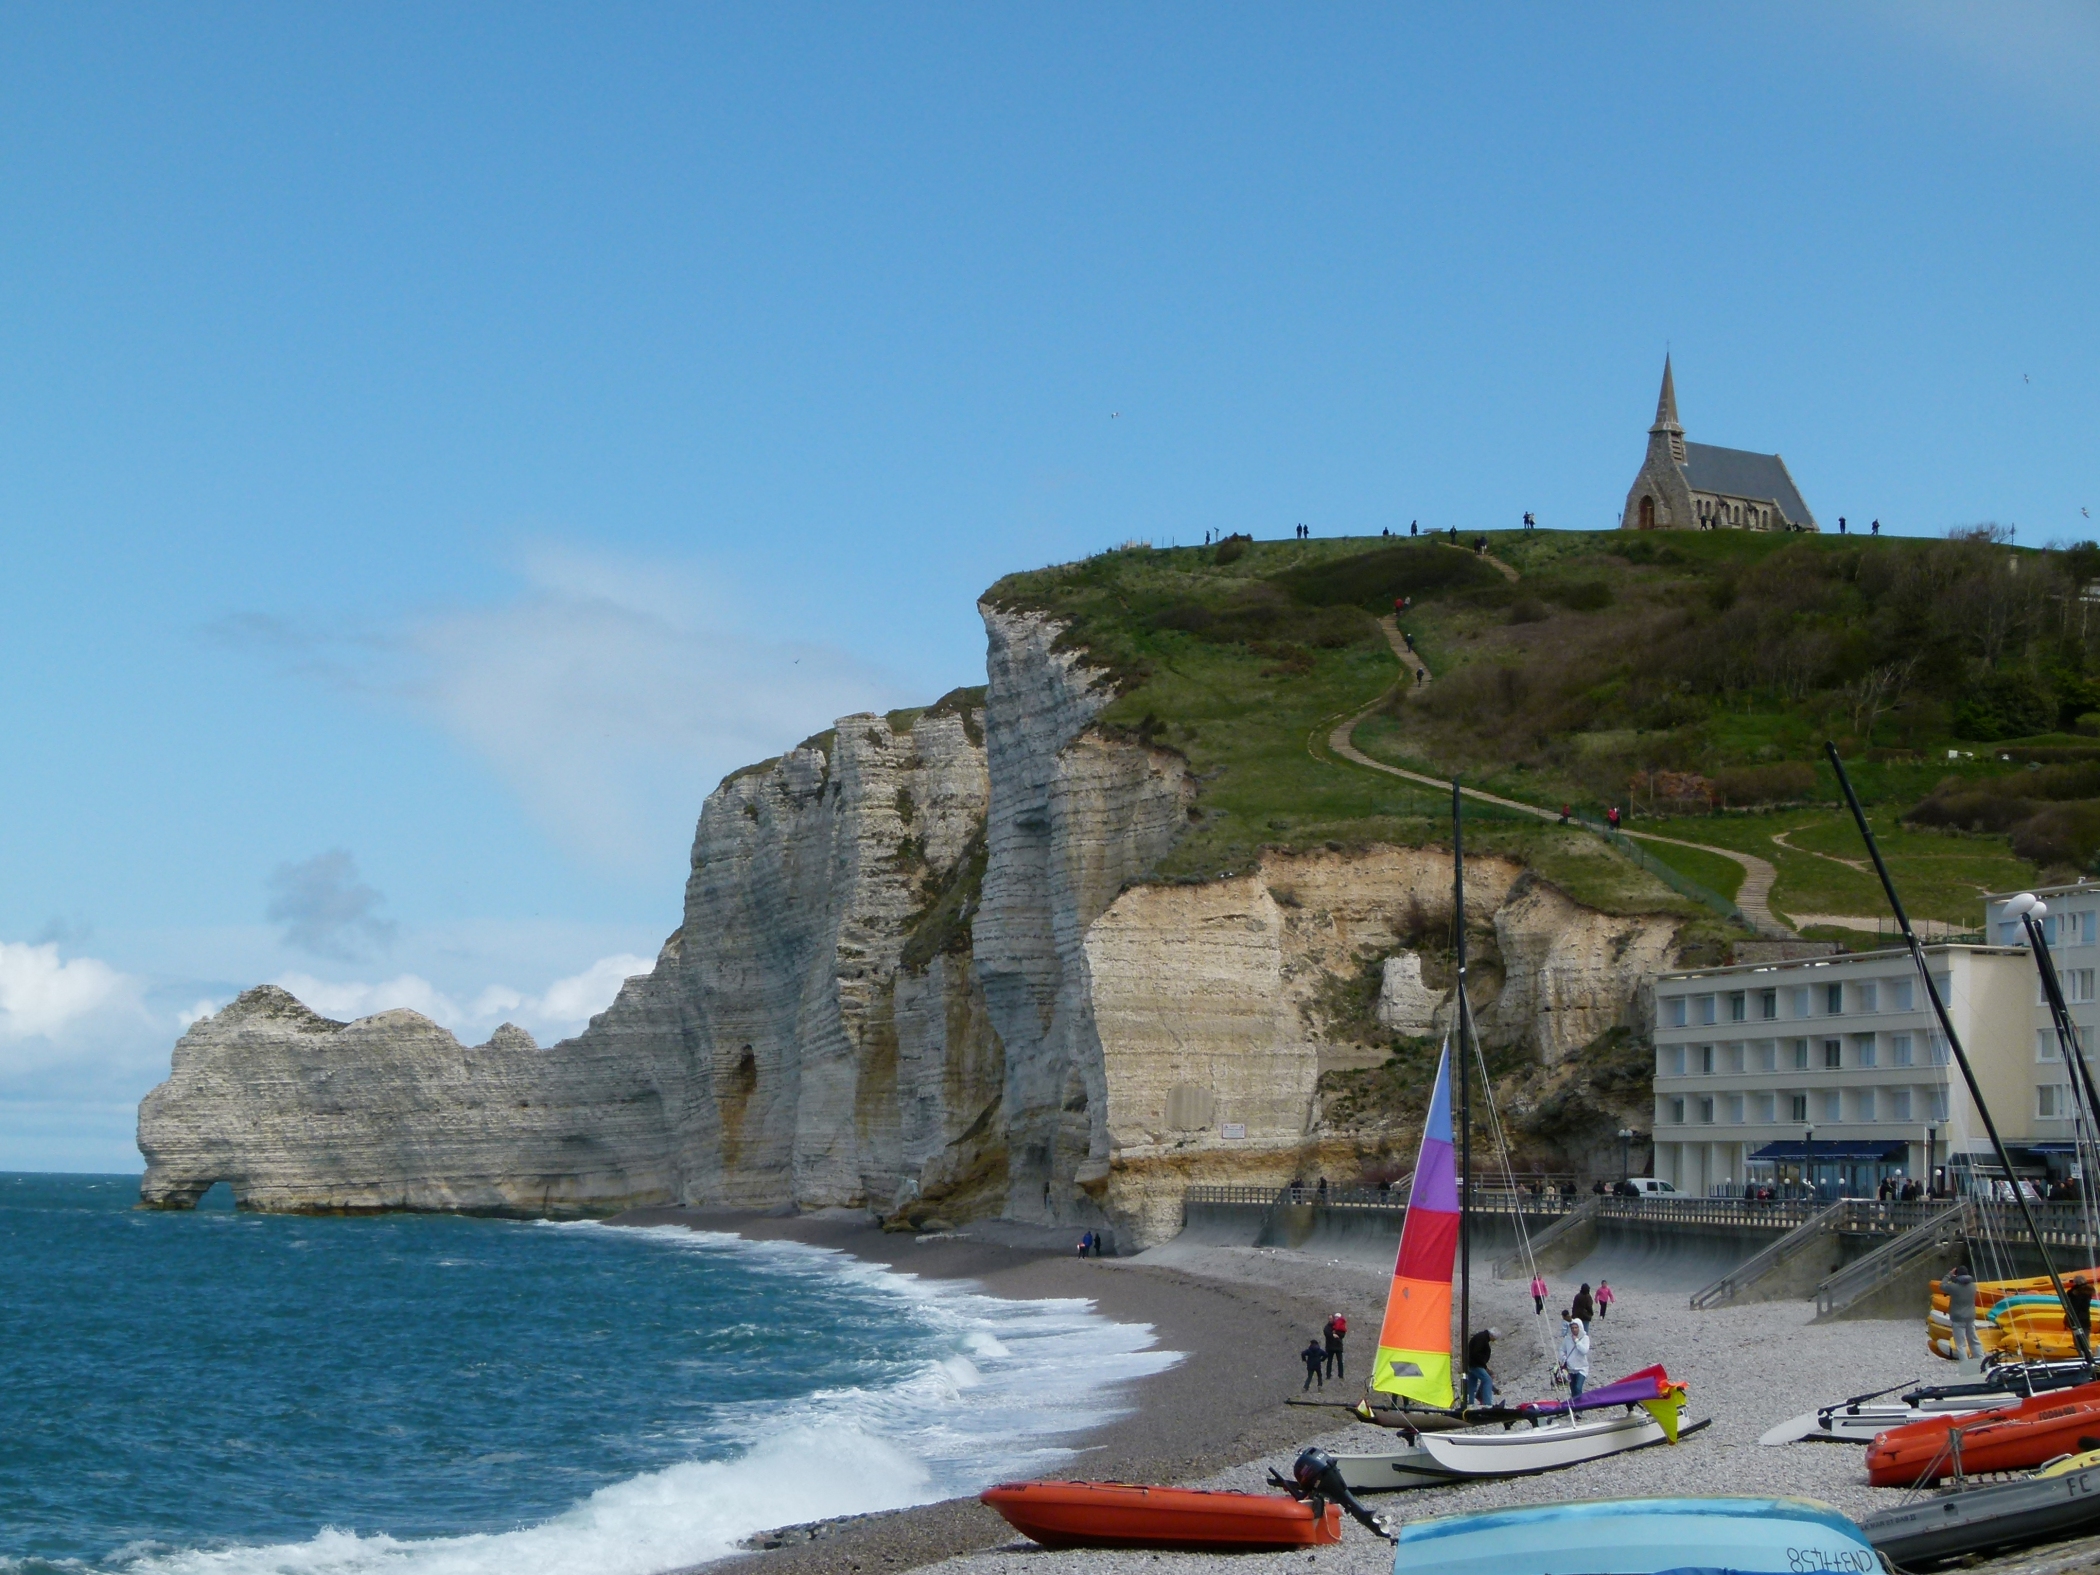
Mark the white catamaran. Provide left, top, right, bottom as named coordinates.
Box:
left=1334, top=783, right=1697, bottom=1492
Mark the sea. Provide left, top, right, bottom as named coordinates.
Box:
left=0, top=1174, right=1180, bottom=1575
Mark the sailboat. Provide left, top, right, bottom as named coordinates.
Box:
left=1334, top=783, right=1695, bottom=1492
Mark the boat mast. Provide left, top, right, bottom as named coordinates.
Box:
left=1826, top=742, right=2083, bottom=1363
left=1453, top=779, right=1471, bottom=1385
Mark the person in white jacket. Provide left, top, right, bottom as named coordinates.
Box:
left=1559, top=1316, right=1592, bottom=1399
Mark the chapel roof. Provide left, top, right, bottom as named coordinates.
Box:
left=1681, top=441, right=1815, bottom=528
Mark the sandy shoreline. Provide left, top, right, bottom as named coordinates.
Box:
left=619, top=1208, right=2076, bottom=1575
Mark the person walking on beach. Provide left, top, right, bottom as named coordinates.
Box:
left=1462, top=1327, right=1498, bottom=1409
left=1572, top=1283, right=1595, bottom=1325
left=2067, top=1275, right=2094, bottom=1359
left=1077, top=1230, right=1093, bottom=1257
left=1559, top=1317, right=1591, bottom=1398
left=1323, top=1312, right=1348, bottom=1380
left=1946, top=1264, right=1980, bottom=1361
left=1530, top=1272, right=1547, bottom=1314
left=1595, top=1280, right=1614, bottom=1320
left=1301, top=1337, right=1328, bottom=1390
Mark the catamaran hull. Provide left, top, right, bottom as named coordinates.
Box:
left=1759, top=1400, right=1997, bottom=1447
left=1861, top=1460, right=2100, bottom=1566
left=1391, top=1494, right=1879, bottom=1575
left=1331, top=1445, right=1458, bottom=1492
left=1421, top=1411, right=1712, bottom=1476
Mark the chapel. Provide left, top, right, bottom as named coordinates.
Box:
left=1620, top=357, right=1818, bottom=532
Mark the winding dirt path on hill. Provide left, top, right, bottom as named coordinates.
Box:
left=1317, top=616, right=1794, bottom=938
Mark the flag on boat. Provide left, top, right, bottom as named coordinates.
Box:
left=1372, top=1041, right=1458, bottom=1409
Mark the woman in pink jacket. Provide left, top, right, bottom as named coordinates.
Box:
left=1529, top=1273, right=1547, bottom=1314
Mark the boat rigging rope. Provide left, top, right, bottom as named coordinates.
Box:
left=1465, top=1008, right=1560, bottom=1374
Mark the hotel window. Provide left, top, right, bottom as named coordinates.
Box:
left=1859, top=982, right=1878, bottom=1012
left=1855, top=1034, right=1878, bottom=1069
left=1791, top=1093, right=1810, bottom=1122
left=1661, top=1046, right=1686, bottom=1076
left=1727, top=992, right=1747, bottom=1022
left=1663, top=996, right=1687, bottom=1028
left=2068, top=970, right=2096, bottom=1004
left=2040, top=1030, right=2063, bottom=1063
left=1930, top=1089, right=1950, bottom=1120
left=1697, top=1096, right=1715, bottom=1125
left=2040, top=1084, right=2073, bottom=1119
left=1890, top=1089, right=1913, bottom=1121
left=1793, top=1039, right=1811, bottom=1070
left=1823, top=1038, right=1843, bottom=1069
left=1890, top=979, right=1914, bottom=1011
left=1821, top=1090, right=1842, bottom=1121
left=1669, top=1097, right=1686, bottom=1124
left=1699, top=1045, right=1715, bottom=1075
left=2071, top=912, right=2095, bottom=947
left=1755, top=1041, right=1776, bottom=1072
left=1697, top=995, right=1717, bottom=1026
left=1856, top=1089, right=1877, bottom=1121
left=1726, top=1094, right=1745, bottom=1123
left=1928, top=1032, right=1951, bottom=1066
left=1758, top=989, right=1778, bottom=1020
left=1726, top=1043, right=1745, bottom=1074
left=1892, top=1032, right=1914, bottom=1067
left=1932, top=972, right=1951, bottom=1003
left=1756, top=1093, right=1777, bottom=1122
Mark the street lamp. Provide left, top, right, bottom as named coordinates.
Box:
left=1618, top=1128, right=1633, bottom=1185
left=1926, top=1123, right=1938, bottom=1199
left=1805, top=1126, right=1816, bottom=1200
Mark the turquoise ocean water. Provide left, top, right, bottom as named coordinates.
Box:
left=0, top=1175, right=1177, bottom=1575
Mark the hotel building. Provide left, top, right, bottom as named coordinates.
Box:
left=1985, top=882, right=2100, bottom=1154
left=1650, top=945, right=2034, bottom=1196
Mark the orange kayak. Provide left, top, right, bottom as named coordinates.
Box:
left=1866, top=1381, right=2100, bottom=1486
left=980, top=1480, right=1344, bottom=1549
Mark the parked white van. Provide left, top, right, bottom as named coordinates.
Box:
left=1623, top=1177, right=1677, bottom=1197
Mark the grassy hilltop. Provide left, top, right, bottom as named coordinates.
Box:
left=987, top=526, right=2100, bottom=940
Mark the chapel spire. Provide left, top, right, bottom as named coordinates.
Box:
left=1649, top=355, right=1686, bottom=463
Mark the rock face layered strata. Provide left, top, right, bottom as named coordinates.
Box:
left=139, top=610, right=1687, bottom=1244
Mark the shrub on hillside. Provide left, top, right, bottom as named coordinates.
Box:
left=1214, top=532, right=1251, bottom=565
left=1541, top=578, right=1613, bottom=611
left=1274, top=542, right=1503, bottom=611
left=1711, top=762, right=1817, bottom=807
left=1954, top=671, right=2055, bottom=741
left=1148, top=583, right=1376, bottom=652
left=1908, top=761, right=2100, bottom=870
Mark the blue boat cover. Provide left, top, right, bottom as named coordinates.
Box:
left=1392, top=1496, right=1877, bottom=1575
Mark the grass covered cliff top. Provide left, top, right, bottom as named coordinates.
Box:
left=986, top=527, right=2100, bottom=930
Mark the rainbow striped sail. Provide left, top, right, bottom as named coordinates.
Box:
left=1372, top=1041, right=1458, bottom=1408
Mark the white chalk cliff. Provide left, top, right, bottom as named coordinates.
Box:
left=139, top=607, right=1686, bottom=1244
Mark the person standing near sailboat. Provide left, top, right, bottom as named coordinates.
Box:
left=1463, top=1327, right=1498, bottom=1409
left=1560, top=1318, right=1592, bottom=1398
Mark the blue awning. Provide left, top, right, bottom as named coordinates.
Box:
left=1748, top=1140, right=1911, bottom=1164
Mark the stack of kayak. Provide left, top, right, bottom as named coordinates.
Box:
left=1760, top=1360, right=2095, bottom=1446
left=1929, top=1267, right=2100, bottom=1362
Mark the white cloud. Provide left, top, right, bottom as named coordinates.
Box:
left=273, top=952, right=657, bottom=1042
left=214, top=545, right=912, bottom=875
left=273, top=971, right=464, bottom=1025
left=0, top=942, right=136, bottom=1041
left=176, top=1000, right=220, bottom=1029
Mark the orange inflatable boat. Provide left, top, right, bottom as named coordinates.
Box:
left=979, top=1481, right=1344, bottom=1549
left=1866, top=1382, right=2100, bottom=1486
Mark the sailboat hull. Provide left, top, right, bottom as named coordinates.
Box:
left=1340, top=1414, right=1708, bottom=1489
left=1861, top=1459, right=2100, bottom=1566
left=1390, top=1495, right=1878, bottom=1575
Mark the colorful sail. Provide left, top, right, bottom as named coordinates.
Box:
left=1372, top=1041, right=1458, bottom=1407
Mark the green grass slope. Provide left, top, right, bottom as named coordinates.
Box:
left=987, top=527, right=2100, bottom=931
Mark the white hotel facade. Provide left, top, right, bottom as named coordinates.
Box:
left=1650, top=945, right=2035, bottom=1197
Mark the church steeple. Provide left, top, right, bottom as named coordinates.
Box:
left=1650, top=355, right=1686, bottom=464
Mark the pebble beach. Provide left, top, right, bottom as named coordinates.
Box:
left=651, top=1213, right=2076, bottom=1575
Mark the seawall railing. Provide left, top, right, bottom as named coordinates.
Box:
left=1814, top=1201, right=1980, bottom=1319
left=1688, top=1201, right=1850, bottom=1310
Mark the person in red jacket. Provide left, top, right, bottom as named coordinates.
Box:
left=1323, top=1312, right=1348, bottom=1380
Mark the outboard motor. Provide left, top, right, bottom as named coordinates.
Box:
left=1274, top=1446, right=1394, bottom=1541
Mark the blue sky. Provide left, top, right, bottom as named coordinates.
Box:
left=2, top=3, right=2096, bottom=1170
